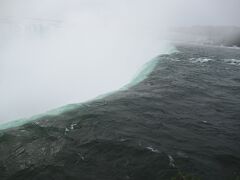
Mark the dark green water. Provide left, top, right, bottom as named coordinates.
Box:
left=0, top=44, right=240, bottom=180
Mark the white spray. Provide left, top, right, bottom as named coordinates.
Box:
left=0, top=0, right=175, bottom=123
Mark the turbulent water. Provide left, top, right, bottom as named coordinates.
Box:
left=0, top=44, right=240, bottom=180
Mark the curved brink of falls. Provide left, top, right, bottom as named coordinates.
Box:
left=0, top=46, right=177, bottom=131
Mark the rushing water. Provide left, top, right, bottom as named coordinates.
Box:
left=0, top=44, right=240, bottom=180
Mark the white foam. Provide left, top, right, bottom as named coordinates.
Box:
left=167, top=155, right=176, bottom=168
left=65, top=127, right=70, bottom=133
left=146, top=147, right=159, bottom=153
left=70, top=123, right=77, bottom=130
left=190, top=57, right=213, bottom=63
left=224, top=59, right=240, bottom=66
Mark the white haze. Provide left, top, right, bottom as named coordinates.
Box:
left=0, top=0, right=239, bottom=123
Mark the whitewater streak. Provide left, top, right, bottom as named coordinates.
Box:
left=0, top=3, right=175, bottom=126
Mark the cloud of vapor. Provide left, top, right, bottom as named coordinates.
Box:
left=0, top=0, right=239, bottom=122
left=0, top=0, right=173, bottom=122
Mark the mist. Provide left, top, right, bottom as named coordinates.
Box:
left=0, top=0, right=239, bottom=123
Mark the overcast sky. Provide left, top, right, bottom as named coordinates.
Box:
left=0, top=0, right=240, bottom=26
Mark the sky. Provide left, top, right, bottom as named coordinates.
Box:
left=0, top=0, right=240, bottom=123
left=0, top=0, right=240, bottom=26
